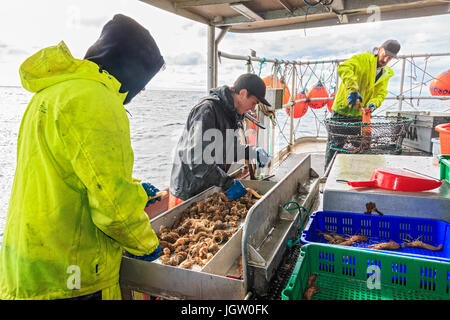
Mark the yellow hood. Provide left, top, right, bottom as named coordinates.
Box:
left=19, top=41, right=126, bottom=102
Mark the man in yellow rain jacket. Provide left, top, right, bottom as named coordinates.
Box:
left=0, top=14, right=165, bottom=300
left=324, top=40, right=400, bottom=169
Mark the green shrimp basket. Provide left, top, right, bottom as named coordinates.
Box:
left=281, top=243, right=450, bottom=300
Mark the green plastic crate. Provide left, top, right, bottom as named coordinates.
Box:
left=439, top=155, right=450, bottom=183
left=281, top=244, right=450, bottom=300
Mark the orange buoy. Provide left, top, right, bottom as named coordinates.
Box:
left=327, top=92, right=336, bottom=113
left=285, top=91, right=308, bottom=118
left=307, top=82, right=329, bottom=109
left=429, top=70, right=450, bottom=100
left=247, top=118, right=258, bottom=146
left=263, top=76, right=291, bottom=105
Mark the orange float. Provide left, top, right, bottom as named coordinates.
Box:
left=327, top=92, right=336, bottom=113
left=285, top=91, right=308, bottom=118
left=429, top=70, right=450, bottom=100
left=247, top=119, right=258, bottom=146
left=307, top=82, right=329, bottom=109
left=263, top=76, right=291, bottom=105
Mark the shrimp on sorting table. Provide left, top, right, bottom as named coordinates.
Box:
left=402, top=240, right=443, bottom=251
left=303, top=274, right=320, bottom=300
left=304, top=285, right=319, bottom=300
left=368, top=240, right=400, bottom=250
left=307, top=274, right=319, bottom=287
left=338, top=234, right=368, bottom=246
left=318, top=232, right=345, bottom=244
left=318, top=232, right=336, bottom=243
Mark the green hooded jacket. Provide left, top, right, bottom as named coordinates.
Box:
left=332, top=51, right=394, bottom=117
left=0, top=41, right=159, bottom=300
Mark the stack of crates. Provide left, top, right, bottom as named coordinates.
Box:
left=281, top=211, right=450, bottom=300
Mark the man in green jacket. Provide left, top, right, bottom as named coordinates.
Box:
left=324, top=40, right=400, bottom=169
left=0, top=14, right=164, bottom=300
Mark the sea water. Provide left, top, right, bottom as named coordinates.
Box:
left=0, top=86, right=328, bottom=237
left=1, top=86, right=447, bottom=237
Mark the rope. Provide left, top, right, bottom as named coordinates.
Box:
left=258, top=58, right=266, bottom=77
left=301, top=62, right=318, bottom=92
left=276, top=116, right=291, bottom=145
left=324, top=116, right=412, bottom=126
left=417, top=56, right=429, bottom=108
left=330, top=144, right=403, bottom=154
left=283, top=201, right=310, bottom=248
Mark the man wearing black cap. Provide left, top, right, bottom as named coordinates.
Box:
left=324, top=39, right=401, bottom=169
left=0, top=14, right=164, bottom=300
left=169, top=73, right=271, bottom=206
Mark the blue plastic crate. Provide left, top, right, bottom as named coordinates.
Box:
left=300, top=211, right=450, bottom=262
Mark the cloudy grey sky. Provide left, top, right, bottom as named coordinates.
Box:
left=1, top=0, right=449, bottom=91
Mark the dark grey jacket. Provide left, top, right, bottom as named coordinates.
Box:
left=169, top=86, right=252, bottom=200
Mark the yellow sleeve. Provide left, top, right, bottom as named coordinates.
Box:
left=337, top=54, right=365, bottom=93
left=58, top=87, right=159, bottom=256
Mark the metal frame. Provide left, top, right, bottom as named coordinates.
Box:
left=119, top=155, right=318, bottom=299
left=216, top=50, right=450, bottom=155
left=140, top=1, right=450, bottom=33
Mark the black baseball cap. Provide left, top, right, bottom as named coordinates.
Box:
left=381, top=39, right=401, bottom=58
left=233, top=73, right=271, bottom=106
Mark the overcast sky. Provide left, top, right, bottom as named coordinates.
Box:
left=1, top=0, right=449, bottom=91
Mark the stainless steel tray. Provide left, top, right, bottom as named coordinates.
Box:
left=120, top=155, right=319, bottom=299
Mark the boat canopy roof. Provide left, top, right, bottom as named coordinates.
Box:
left=140, top=0, right=450, bottom=33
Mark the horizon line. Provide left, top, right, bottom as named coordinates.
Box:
left=0, top=85, right=206, bottom=92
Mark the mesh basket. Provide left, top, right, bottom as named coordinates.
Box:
left=324, top=116, right=413, bottom=154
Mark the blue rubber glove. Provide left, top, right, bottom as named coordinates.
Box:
left=141, top=182, right=161, bottom=207
left=347, top=92, right=363, bottom=108
left=367, top=103, right=376, bottom=113
left=129, top=244, right=161, bottom=262
left=225, top=180, right=248, bottom=200
left=255, top=147, right=270, bottom=168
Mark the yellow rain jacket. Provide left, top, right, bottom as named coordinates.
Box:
left=0, top=42, right=159, bottom=300
left=332, top=51, right=394, bottom=117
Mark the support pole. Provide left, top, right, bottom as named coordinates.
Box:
left=207, top=25, right=215, bottom=92
left=335, top=61, right=340, bottom=94
left=214, top=27, right=229, bottom=88
left=289, top=64, right=296, bottom=148
left=398, top=57, right=406, bottom=111
left=246, top=57, right=252, bottom=73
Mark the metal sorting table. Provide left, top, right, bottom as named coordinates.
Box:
left=119, top=155, right=320, bottom=299
left=323, top=154, right=450, bottom=222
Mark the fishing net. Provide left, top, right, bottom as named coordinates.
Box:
left=324, top=116, right=413, bottom=154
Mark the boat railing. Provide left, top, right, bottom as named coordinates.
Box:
left=218, top=50, right=450, bottom=163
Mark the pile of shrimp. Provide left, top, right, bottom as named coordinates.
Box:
left=158, top=191, right=257, bottom=269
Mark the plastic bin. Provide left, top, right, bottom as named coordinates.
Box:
left=438, top=155, right=450, bottom=183
left=436, top=123, right=450, bottom=154
left=281, top=243, right=450, bottom=300
left=300, top=211, right=450, bottom=262
left=386, top=111, right=450, bottom=153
